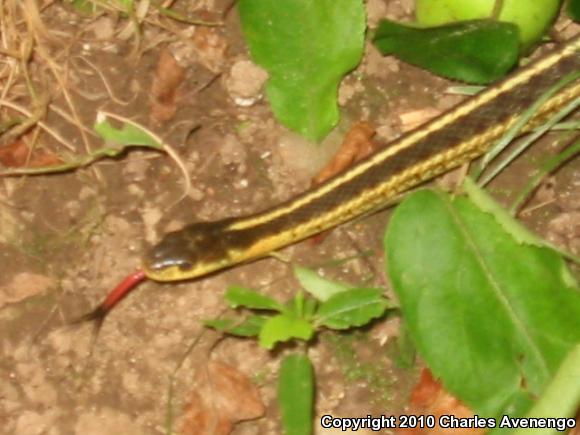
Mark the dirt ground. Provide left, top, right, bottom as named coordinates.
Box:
left=1, top=1, right=579, bottom=435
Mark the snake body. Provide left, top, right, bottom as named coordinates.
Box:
left=144, top=36, right=580, bottom=282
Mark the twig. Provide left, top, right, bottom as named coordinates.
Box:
left=157, top=6, right=224, bottom=27
left=74, top=56, right=133, bottom=106
left=490, top=0, right=504, bottom=20
left=0, top=98, right=76, bottom=151
left=0, top=142, right=144, bottom=176
left=97, top=110, right=192, bottom=201
left=36, top=47, right=95, bottom=156
left=0, top=94, right=48, bottom=145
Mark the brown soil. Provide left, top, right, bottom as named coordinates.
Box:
left=0, top=1, right=578, bottom=435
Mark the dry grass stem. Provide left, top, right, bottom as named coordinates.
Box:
left=97, top=110, right=192, bottom=202
left=0, top=99, right=76, bottom=151
left=74, top=56, right=133, bottom=106
left=0, top=0, right=210, bottom=189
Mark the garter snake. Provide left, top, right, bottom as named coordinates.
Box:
left=144, top=36, right=580, bottom=283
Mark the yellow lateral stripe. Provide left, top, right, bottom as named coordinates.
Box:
left=230, top=76, right=580, bottom=266
left=228, top=39, right=579, bottom=232
left=143, top=36, right=580, bottom=282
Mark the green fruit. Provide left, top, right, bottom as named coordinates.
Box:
left=416, top=0, right=561, bottom=50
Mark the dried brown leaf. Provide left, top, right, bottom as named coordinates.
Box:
left=206, top=361, right=265, bottom=421
left=150, top=49, right=186, bottom=124
left=0, top=140, right=61, bottom=168
left=312, top=121, right=377, bottom=185
left=180, top=360, right=265, bottom=435
left=181, top=391, right=233, bottom=435
left=397, top=369, right=485, bottom=435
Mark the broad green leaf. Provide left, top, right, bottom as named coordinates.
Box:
left=294, top=266, right=349, bottom=302
left=463, top=177, right=544, bottom=247
left=238, top=0, right=365, bottom=141
left=385, top=189, right=580, bottom=418
left=94, top=120, right=161, bottom=148
left=373, top=19, right=520, bottom=84
left=512, top=344, right=580, bottom=435
left=278, top=354, right=314, bottom=435
left=463, top=178, right=578, bottom=289
left=204, top=315, right=267, bottom=337
left=316, top=288, right=388, bottom=330
left=462, top=177, right=578, bottom=287
left=225, top=286, right=283, bottom=311
left=259, top=314, right=314, bottom=349
left=569, top=0, right=580, bottom=21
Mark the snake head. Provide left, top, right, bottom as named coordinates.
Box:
left=143, top=220, right=234, bottom=282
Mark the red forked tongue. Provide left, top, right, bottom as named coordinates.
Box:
left=74, top=269, right=147, bottom=336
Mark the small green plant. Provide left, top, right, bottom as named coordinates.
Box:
left=206, top=266, right=390, bottom=435
left=239, top=0, right=577, bottom=138
left=386, top=182, right=580, bottom=419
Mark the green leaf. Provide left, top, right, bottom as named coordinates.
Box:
left=204, top=315, right=267, bottom=337
left=117, top=0, right=133, bottom=12
left=373, top=19, right=520, bottom=84
left=294, top=266, right=349, bottom=302
left=385, top=190, right=580, bottom=417
left=512, top=344, right=580, bottom=435
left=303, top=298, right=318, bottom=319
left=259, top=314, right=314, bottom=350
left=316, top=288, right=388, bottom=330
left=69, top=0, right=98, bottom=13
left=94, top=120, right=162, bottom=148
left=463, top=178, right=544, bottom=247
left=225, top=286, right=283, bottom=311
left=278, top=354, right=314, bottom=435
left=238, top=0, right=365, bottom=141
left=569, top=0, right=580, bottom=21
left=463, top=177, right=578, bottom=289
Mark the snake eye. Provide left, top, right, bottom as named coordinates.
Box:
left=144, top=219, right=235, bottom=281
left=144, top=230, right=197, bottom=272
left=147, top=256, right=192, bottom=272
